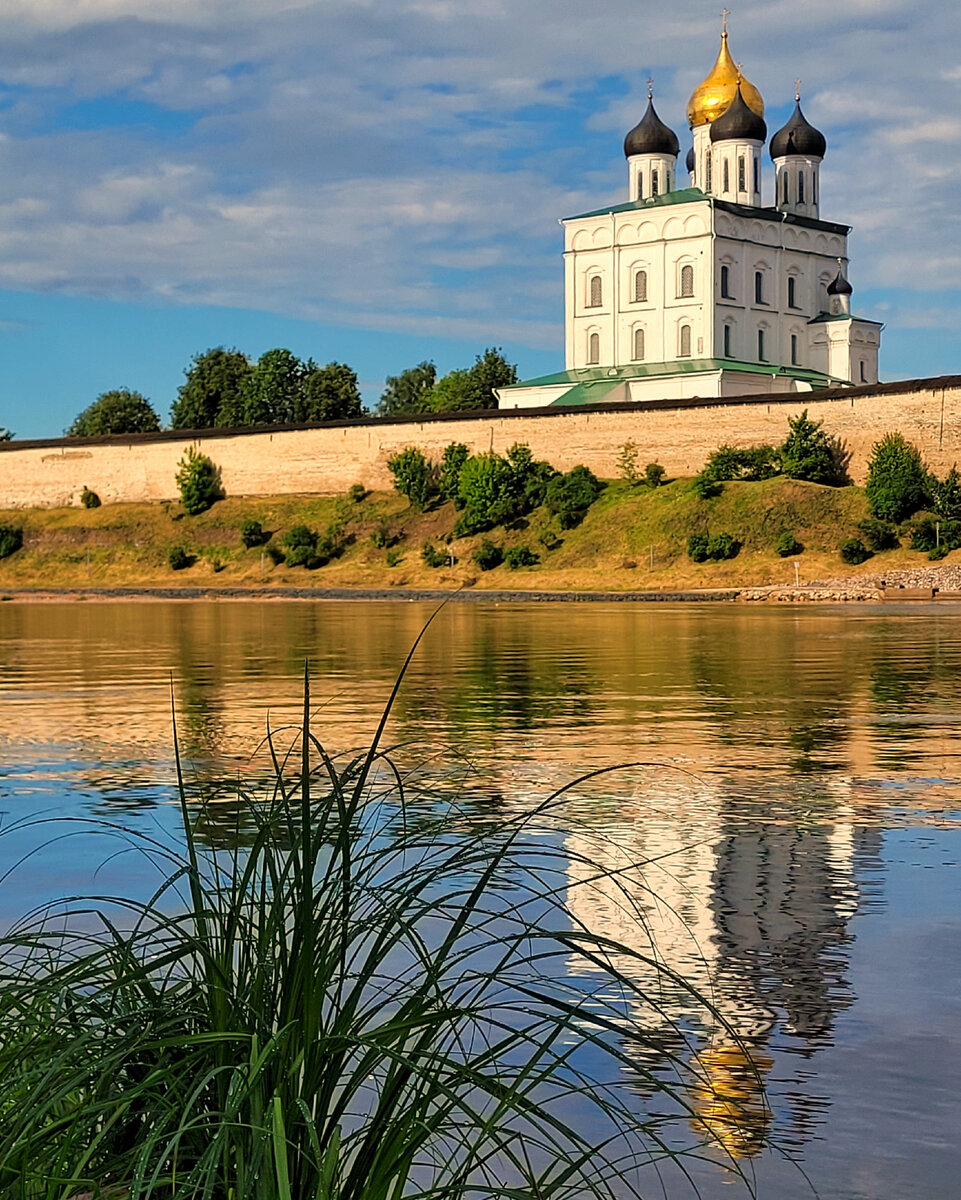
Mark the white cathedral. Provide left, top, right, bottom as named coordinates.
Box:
left=498, top=22, right=882, bottom=409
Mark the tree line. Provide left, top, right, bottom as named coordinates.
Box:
left=62, top=346, right=517, bottom=438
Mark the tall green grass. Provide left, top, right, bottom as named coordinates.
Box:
left=0, top=620, right=757, bottom=1198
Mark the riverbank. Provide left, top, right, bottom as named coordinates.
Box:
left=0, top=476, right=955, bottom=597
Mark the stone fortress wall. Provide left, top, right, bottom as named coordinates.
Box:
left=1, top=374, right=959, bottom=510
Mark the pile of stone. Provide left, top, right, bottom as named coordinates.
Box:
left=739, top=585, right=882, bottom=603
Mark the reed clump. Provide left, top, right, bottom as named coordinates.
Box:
left=0, top=627, right=755, bottom=1199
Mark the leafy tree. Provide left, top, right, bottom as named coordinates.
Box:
left=545, top=466, right=603, bottom=529
left=243, top=349, right=304, bottom=425
left=703, top=443, right=780, bottom=482
left=644, top=462, right=666, bottom=488
left=617, top=441, right=640, bottom=485
left=865, top=432, right=927, bottom=522
left=80, top=487, right=101, bottom=509
left=386, top=447, right=436, bottom=509
left=455, top=451, right=516, bottom=534
left=299, top=362, right=363, bottom=422
left=67, top=389, right=161, bottom=437
left=377, top=362, right=436, bottom=417
left=439, top=443, right=469, bottom=507
left=429, top=369, right=474, bottom=414
left=779, top=409, right=839, bottom=485
left=776, top=532, right=803, bottom=557
left=430, top=348, right=518, bottom=413
left=240, top=520, right=270, bottom=548
left=473, top=538, right=504, bottom=571
left=176, top=446, right=222, bottom=515
left=171, top=348, right=252, bottom=430
left=840, top=538, right=870, bottom=565
left=926, top=465, right=961, bottom=519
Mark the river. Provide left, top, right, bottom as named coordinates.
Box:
left=1, top=599, right=959, bottom=1198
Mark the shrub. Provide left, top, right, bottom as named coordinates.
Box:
left=507, top=442, right=556, bottom=511
left=865, top=432, right=927, bottom=522
left=370, top=520, right=395, bottom=549
left=545, top=465, right=603, bottom=529
left=455, top=451, right=516, bottom=535
left=858, top=518, right=900, bottom=552
left=387, top=446, right=436, bottom=509
left=687, top=533, right=710, bottom=563
left=706, top=532, right=740, bottom=561
left=779, top=409, right=842, bottom=485
left=690, top=473, right=722, bottom=499
left=240, top=519, right=269, bottom=548
left=348, top=482, right=368, bottom=504
left=909, top=517, right=961, bottom=553
left=0, top=526, right=23, bottom=559
left=927, top=465, right=961, bottom=519
left=538, top=528, right=562, bottom=551
left=421, top=541, right=449, bottom=568
left=385, top=547, right=402, bottom=567
left=175, top=446, right=222, bottom=515
left=929, top=544, right=950, bottom=561
left=840, top=538, right=870, bottom=565
left=438, top=443, right=469, bottom=507
left=473, top=538, right=503, bottom=571
left=265, top=543, right=286, bottom=565
left=313, top=523, right=349, bottom=566
left=168, top=545, right=192, bottom=570
left=80, top=486, right=101, bottom=509
left=283, top=524, right=319, bottom=568
left=703, top=443, right=780, bottom=482
left=617, top=440, right=639, bottom=485
left=644, top=462, right=666, bottom=488
left=776, top=532, right=803, bottom=557
left=504, top=545, right=539, bottom=569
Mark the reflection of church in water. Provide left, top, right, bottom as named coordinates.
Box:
left=565, top=774, right=881, bottom=1158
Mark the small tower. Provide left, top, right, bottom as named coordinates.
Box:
left=686, top=16, right=764, bottom=194
left=710, top=81, right=767, bottom=205
left=770, top=84, right=826, bottom=218
left=827, top=262, right=853, bottom=315
left=624, top=85, right=680, bottom=202
left=809, top=261, right=882, bottom=385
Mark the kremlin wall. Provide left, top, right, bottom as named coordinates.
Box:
left=0, top=375, right=959, bottom=510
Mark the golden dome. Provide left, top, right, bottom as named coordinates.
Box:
left=686, top=32, right=765, bottom=128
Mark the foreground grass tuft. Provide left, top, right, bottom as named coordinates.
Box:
left=0, top=619, right=758, bottom=1198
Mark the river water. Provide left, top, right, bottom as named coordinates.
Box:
left=1, top=599, right=959, bottom=1198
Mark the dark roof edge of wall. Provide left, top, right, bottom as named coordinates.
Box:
left=4, top=374, right=960, bottom=453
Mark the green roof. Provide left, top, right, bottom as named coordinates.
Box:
left=550, top=380, right=625, bottom=407
left=809, top=311, right=885, bottom=327
left=500, top=358, right=844, bottom=393
left=565, top=188, right=706, bottom=221
left=563, top=191, right=849, bottom=235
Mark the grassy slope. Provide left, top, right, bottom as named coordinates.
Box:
left=0, top=477, right=937, bottom=592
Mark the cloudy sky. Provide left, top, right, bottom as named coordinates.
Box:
left=0, top=0, right=958, bottom=435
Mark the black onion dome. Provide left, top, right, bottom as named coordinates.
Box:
left=770, top=100, right=826, bottom=159
left=686, top=145, right=695, bottom=173
left=624, top=97, right=680, bottom=158
left=827, top=268, right=853, bottom=296
left=710, top=83, right=768, bottom=143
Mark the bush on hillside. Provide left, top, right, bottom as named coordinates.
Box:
left=504, top=545, right=539, bottom=569
left=703, top=443, right=780, bottom=483
left=776, top=532, right=803, bottom=557
left=687, top=533, right=709, bottom=563
left=926, top=465, right=961, bottom=520
left=240, top=519, right=270, bottom=548
left=175, top=446, right=223, bottom=515
left=168, top=546, right=192, bottom=571
left=644, top=462, right=666, bottom=488
left=0, top=526, right=23, bottom=559
left=421, top=541, right=449, bottom=568
left=348, top=483, right=368, bottom=504
left=545, top=465, right=603, bottom=529
left=865, top=433, right=927, bottom=522
left=370, top=520, right=397, bottom=550
left=438, top=443, right=469, bottom=508
left=80, top=486, right=101, bottom=509
left=387, top=447, right=437, bottom=510
left=617, top=441, right=640, bottom=486
left=473, top=539, right=504, bottom=571
left=840, top=538, right=870, bottom=565
left=857, top=518, right=900, bottom=552
left=265, top=543, right=286, bottom=566
left=909, top=517, right=961, bottom=554
left=690, top=473, right=722, bottom=499
left=779, top=409, right=846, bottom=485
left=706, top=532, right=740, bottom=561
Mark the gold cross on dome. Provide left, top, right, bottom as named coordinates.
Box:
left=721, top=8, right=730, bottom=35
left=647, top=77, right=654, bottom=99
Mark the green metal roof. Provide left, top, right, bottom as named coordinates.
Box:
left=565, top=188, right=706, bottom=221
left=501, top=358, right=843, bottom=392
left=549, top=380, right=625, bottom=407
left=563, top=191, right=849, bottom=235
left=808, top=311, right=885, bottom=327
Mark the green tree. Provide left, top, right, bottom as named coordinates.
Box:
left=439, top=442, right=469, bottom=507
left=243, top=349, right=303, bottom=425
left=176, top=446, right=222, bottom=515
left=377, top=362, right=436, bottom=417
left=455, top=451, right=516, bottom=533
left=865, top=432, right=927, bottom=522
left=299, top=362, right=363, bottom=422
left=926, top=465, right=961, bottom=519
left=0, top=428, right=12, bottom=442
left=171, top=348, right=252, bottom=430
left=67, top=389, right=161, bottom=437
left=386, top=447, right=436, bottom=509
left=779, top=409, right=839, bottom=485
left=430, top=348, right=518, bottom=413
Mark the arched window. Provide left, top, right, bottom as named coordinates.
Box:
left=651, top=168, right=660, bottom=197
left=787, top=276, right=797, bottom=308
left=791, top=333, right=799, bottom=365
left=723, top=324, right=732, bottom=357
left=754, top=155, right=760, bottom=194
left=588, top=275, right=602, bottom=307
left=588, top=332, right=600, bottom=364
left=636, top=173, right=644, bottom=201
left=633, top=327, right=646, bottom=361
left=757, top=329, right=766, bottom=361
left=738, top=155, right=746, bottom=191
left=679, top=324, right=691, bottom=357
left=705, top=155, right=713, bottom=193
left=723, top=159, right=730, bottom=193
left=798, top=172, right=805, bottom=204
left=813, top=174, right=818, bottom=205
left=782, top=173, right=789, bottom=203
left=680, top=264, right=694, bottom=298
left=860, top=360, right=867, bottom=382
left=634, top=269, right=648, bottom=303
left=721, top=264, right=731, bottom=299
left=755, top=271, right=764, bottom=304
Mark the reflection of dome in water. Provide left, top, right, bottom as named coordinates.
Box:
left=690, top=1044, right=775, bottom=1159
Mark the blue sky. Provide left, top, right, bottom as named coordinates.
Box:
left=0, top=0, right=959, bottom=438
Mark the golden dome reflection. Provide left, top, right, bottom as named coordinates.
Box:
left=687, top=31, right=765, bottom=128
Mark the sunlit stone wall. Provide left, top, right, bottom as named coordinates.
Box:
left=0, top=376, right=959, bottom=509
